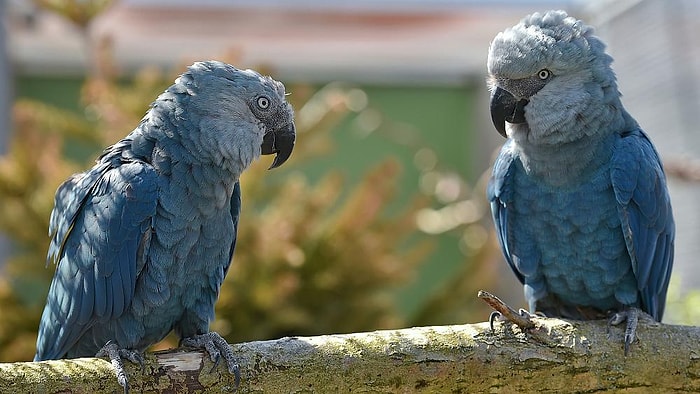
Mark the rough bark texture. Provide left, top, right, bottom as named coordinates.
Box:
left=2, top=318, right=699, bottom=393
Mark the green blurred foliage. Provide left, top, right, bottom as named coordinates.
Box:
left=0, top=1, right=500, bottom=362
left=663, top=278, right=700, bottom=325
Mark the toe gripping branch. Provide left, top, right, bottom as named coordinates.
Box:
left=181, top=332, right=241, bottom=389
left=96, top=341, right=145, bottom=394
left=608, top=307, right=640, bottom=356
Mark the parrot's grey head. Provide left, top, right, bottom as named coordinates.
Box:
left=487, top=10, right=619, bottom=143
left=166, top=61, right=295, bottom=171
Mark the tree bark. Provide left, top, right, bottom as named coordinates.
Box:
left=2, top=318, right=699, bottom=393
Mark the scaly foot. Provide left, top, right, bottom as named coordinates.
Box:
left=608, top=307, right=641, bottom=356
left=95, top=341, right=144, bottom=394
left=181, top=332, right=241, bottom=388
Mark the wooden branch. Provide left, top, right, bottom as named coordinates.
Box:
left=2, top=318, right=700, bottom=393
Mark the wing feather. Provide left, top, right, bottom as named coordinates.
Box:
left=34, top=158, right=158, bottom=360
left=611, top=129, right=675, bottom=321
left=487, top=140, right=525, bottom=284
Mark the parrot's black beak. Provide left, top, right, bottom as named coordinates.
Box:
left=261, top=122, right=296, bottom=169
left=490, top=86, right=528, bottom=138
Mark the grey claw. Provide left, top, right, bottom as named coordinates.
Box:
left=608, top=307, right=640, bottom=356
left=95, top=341, right=142, bottom=393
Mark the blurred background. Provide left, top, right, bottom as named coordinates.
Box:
left=0, top=0, right=699, bottom=362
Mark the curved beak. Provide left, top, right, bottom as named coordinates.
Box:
left=261, top=122, right=296, bottom=169
left=489, top=86, right=528, bottom=138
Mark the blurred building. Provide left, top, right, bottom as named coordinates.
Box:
left=8, top=0, right=562, bottom=82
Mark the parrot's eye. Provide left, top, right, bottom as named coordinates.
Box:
left=256, top=96, right=270, bottom=109
left=537, top=69, right=551, bottom=80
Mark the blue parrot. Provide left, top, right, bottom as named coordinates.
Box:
left=34, top=61, right=295, bottom=390
left=486, top=11, right=674, bottom=353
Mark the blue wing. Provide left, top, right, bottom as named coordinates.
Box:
left=487, top=140, right=525, bottom=284
left=35, top=154, right=158, bottom=360
left=611, top=129, right=675, bottom=321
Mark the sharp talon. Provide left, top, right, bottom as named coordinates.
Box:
left=210, top=352, right=221, bottom=373
left=122, top=350, right=144, bottom=367
left=233, top=364, right=241, bottom=388
left=489, top=311, right=502, bottom=332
